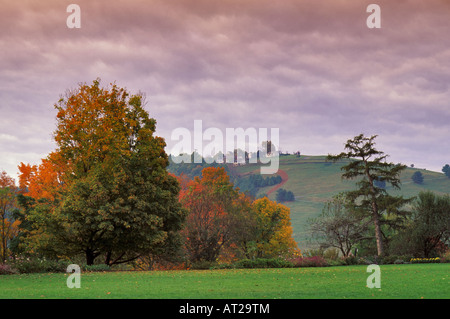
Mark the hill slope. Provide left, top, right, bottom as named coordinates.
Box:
left=230, top=155, right=450, bottom=250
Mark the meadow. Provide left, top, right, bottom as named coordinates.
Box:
left=0, top=264, right=448, bottom=299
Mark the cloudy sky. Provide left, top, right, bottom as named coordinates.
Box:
left=1, top=0, right=450, bottom=180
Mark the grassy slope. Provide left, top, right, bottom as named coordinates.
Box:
left=231, top=155, right=450, bottom=250
left=0, top=264, right=448, bottom=299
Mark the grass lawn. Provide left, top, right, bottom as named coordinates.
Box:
left=0, top=264, right=448, bottom=299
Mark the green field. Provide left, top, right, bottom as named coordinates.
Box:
left=231, top=155, right=450, bottom=249
left=0, top=264, right=448, bottom=299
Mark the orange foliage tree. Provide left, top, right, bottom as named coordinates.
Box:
left=17, top=79, right=185, bottom=265
left=18, top=157, right=65, bottom=202
left=179, top=167, right=255, bottom=264
left=0, top=171, right=20, bottom=263
left=251, top=197, right=299, bottom=259
left=178, top=167, right=299, bottom=265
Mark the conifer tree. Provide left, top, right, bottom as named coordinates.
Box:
left=327, top=134, right=411, bottom=256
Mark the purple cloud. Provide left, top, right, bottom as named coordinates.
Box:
left=1, top=0, right=449, bottom=180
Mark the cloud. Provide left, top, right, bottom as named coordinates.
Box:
left=1, top=0, right=450, bottom=179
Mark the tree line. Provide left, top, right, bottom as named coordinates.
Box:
left=0, top=80, right=299, bottom=270
left=1, top=80, right=448, bottom=269
left=233, top=174, right=282, bottom=198
left=167, top=154, right=283, bottom=199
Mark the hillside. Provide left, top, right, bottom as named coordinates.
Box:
left=230, top=155, right=450, bottom=250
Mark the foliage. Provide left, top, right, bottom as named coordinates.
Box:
left=275, top=188, right=295, bottom=202
left=0, top=171, right=20, bottom=263
left=7, top=256, right=70, bottom=274
left=234, top=174, right=282, bottom=198
left=223, top=258, right=294, bottom=269
left=442, top=164, right=450, bottom=178
left=17, top=79, right=186, bottom=266
left=132, top=243, right=186, bottom=271
left=187, top=260, right=218, bottom=270
left=327, top=134, right=412, bottom=256
left=381, top=255, right=412, bottom=265
left=179, top=167, right=255, bottom=263
left=322, top=247, right=340, bottom=261
left=357, top=254, right=413, bottom=265
left=410, top=257, right=441, bottom=264
left=292, top=256, right=328, bottom=267
left=178, top=168, right=299, bottom=265
left=440, top=250, right=450, bottom=263
left=83, top=264, right=112, bottom=272
left=132, top=255, right=186, bottom=271
left=411, top=171, right=424, bottom=184
left=167, top=154, right=232, bottom=180
left=250, top=197, right=299, bottom=259
left=308, top=194, right=372, bottom=257
left=168, top=155, right=282, bottom=198
left=337, top=256, right=363, bottom=266
left=8, top=194, right=34, bottom=256
left=390, top=191, right=450, bottom=258
left=0, top=264, right=17, bottom=275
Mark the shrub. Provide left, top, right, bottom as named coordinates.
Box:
left=325, top=256, right=367, bottom=266
left=411, top=171, right=424, bottom=184
left=190, top=260, right=217, bottom=270
left=83, top=264, right=112, bottom=272
left=276, top=189, right=295, bottom=202
left=323, top=248, right=340, bottom=261
left=302, top=248, right=325, bottom=258
left=440, top=250, right=450, bottom=263
left=0, top=264, right=17, bottom=275
left=410, top=257, right=441, bottom=264
left=232, top=258, right=294, bottom=269
left=293, top=256, right=328, bottom=267
left=8, top=257, right=70, bottom=274
left=382, top=255, right=413, bottom=265
left=358, top=255, right=413, bottom=265
left=215, top=258, right=294, bottom=269
left=339, top=256, right=361, bottom=266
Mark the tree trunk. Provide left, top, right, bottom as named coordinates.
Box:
left=105, top=251, right=112, bottom=266
left=1, top=216, right=6, bottom=263
left=86, top=248, right=96, bottom=266
left=365, top=161, right=384, bottom=257
left=371, top=200, right=384, bottom=256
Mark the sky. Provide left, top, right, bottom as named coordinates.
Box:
left=1, top=0, right=450, bottom=181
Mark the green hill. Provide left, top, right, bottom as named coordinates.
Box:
left=230, top=155, right=450, bottom=251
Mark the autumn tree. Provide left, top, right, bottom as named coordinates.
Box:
left=251, top=197, right=299, bottom=259
left=16, top=158, right=66, bottom=259
left=18, top=159, right=64, bottom=202
left=180, top=167, right=254, bottom=264
left=18, top=79, right=185, bottom=265
left=0, top=171, right=20, bottom=263
left=327, top=134, right=411, bottom=256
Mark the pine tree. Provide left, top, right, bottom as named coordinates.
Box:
left=327, top=134, right=411, bottom=256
